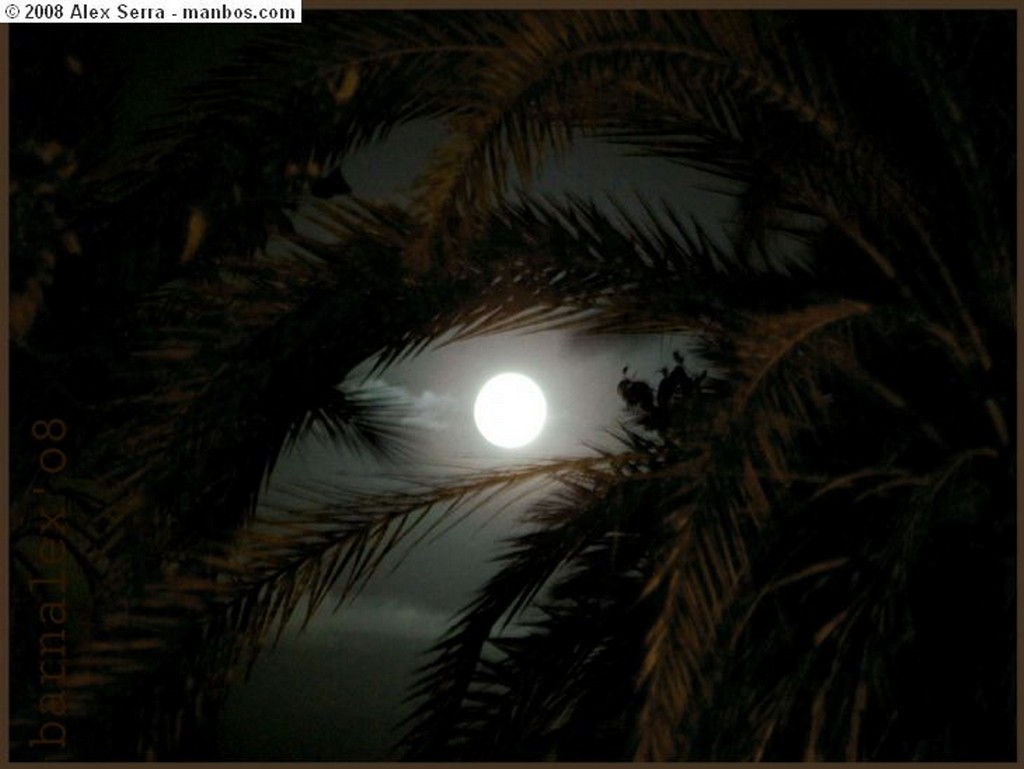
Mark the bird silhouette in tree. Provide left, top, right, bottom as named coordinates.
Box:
left=669, top=351, right=707, bottom=396
left=619, top=356, right=714, bottom=432
left=617, top=366, right=655, bottom=415
left=657, top=367, right=676, bottom=413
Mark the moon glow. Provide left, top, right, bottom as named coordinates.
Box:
left=473, top=373, right=547, bottom=448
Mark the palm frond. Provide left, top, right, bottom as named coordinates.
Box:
left=632, top=300, right=871, bottom=760
left=402, top=9, right=783, bottom=274
left=372, top=191, right=834, bottom=375
left=401, top=438, right=675, bottom=758
left=49, top=452, right=632, bottom=758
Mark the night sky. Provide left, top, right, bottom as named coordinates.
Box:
left=214, top=119, right=734, bottom=761
left=8, top=28, right=783, bottom=757
left=14, top=14, right=1007, bottom=761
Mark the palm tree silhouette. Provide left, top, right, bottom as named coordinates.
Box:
left=10, top=10, right=1014, bottom=761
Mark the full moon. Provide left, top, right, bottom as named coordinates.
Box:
left=473, top=373, right=547, bottom=449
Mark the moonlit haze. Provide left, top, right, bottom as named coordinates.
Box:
left=217, top=118, right=723, bottom=761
